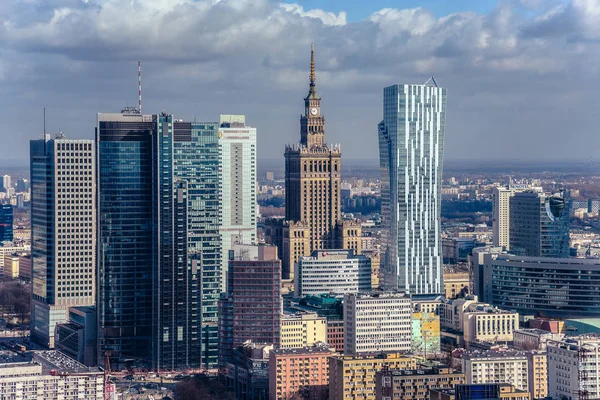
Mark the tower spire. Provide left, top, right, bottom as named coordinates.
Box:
left=309, top=43, right=316, bottom=96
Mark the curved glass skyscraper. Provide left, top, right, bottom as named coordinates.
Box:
left=378, top=79, right=447, bottom=295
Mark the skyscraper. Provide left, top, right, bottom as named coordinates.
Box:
left=96, top=111, right=154, bottom=367
left=30, top=135, right=96, bottom=348
left=281, top=43, right=342, bottom=279
left=0, top=204, right=13, bottom=243
left=1, top=175, right=11, bottom=192
left=509, top=191, right=570, bottom=258
left=378, top=79, right=447, bottom=295
left=218, top=115, right=257, bottom=291
left=492, top=184, right=541, bottom=249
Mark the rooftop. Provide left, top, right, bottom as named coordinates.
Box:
left=272, top=343, right=335, bottom=356
left=33, top=351, right=102, bottom=374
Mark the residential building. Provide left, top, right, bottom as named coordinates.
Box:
left=30, top=135, right=95, bottom=348
left=0, top=204, right=13, bottom=242
left=225, top=342, right=272, bottom=400
left=375, top=366, right=465, bottom=400
left=294, top=249, right=371, bottom=297
left=378, top=78, right=446, bottom=295
left=0, top=350, right=104, bottom=399
left=329, top=353, right=417, bottom=400
left=493, top=184, right=539, bottom=249
left=411, top=312, right=441, bottom=357
left=218, top=245, right=281, bottom=364
left=462, top=351, right=530, bottom=392
left=430, top=384, right=531, bottom=400
left=280, top=44, right=342, bottom=280
left=269, top=343, right=336, bottom=400
left=526, top=351, right=548, bottom=399
left=219, top=114, right=257, bottom=292
left=509, top=191, right=570, bottom=258
left=412, top=294, right=443, bottom=316
left=280, top=312, right=327, bottom=349
left=476, top=250, right=600, bottom=318
left=547, top=336, right=600, bottom=400
left=327, top=319, right=344, bottom=352
left=344, top=292, right=412, bottom=355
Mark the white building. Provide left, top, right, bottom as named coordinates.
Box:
left=547, top=336, right=600, bottom=400
left=0, top=350, right=103, bottom=399
left=0, top=244, right=30, bottom=271
left=1, top=175, right=11, bottom=192
left=294, top=249, right=371, bottom=297
left=30, top=136, right=96, bottom=348
left=344, top=292, right=411, bottom=355
left=513, top=328, right=564, bottom=350
left=378, top=79, right=447, bottom=295
left=492, top=184, right=541, bottom=249
left=219, top=114, right=257, bottom=291
left=463, top=351, right=529, bottom=392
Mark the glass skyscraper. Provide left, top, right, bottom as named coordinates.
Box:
left=0, top=204, right=13, bottom=243
left=97, top=112, right=155, bottom=368
left=378, top=78, right=447, bottom=295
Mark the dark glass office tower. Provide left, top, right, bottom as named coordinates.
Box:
left=0, top=204, right=13, bottom=242
left=96, top=111, right=154, bottom=368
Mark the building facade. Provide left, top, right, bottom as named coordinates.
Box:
left=268, top=344, right=336, bottom=400
left=509, top=191, right=570, bottom=258
left=0, top=204, right=13, bottom=243
left=294, top=249, right=371, bottom=297
left=329, top=353, right=417, bottom=400
left=492, top=185, right=539, bottom=249
left=375, top=367, right=465, bottom=400
left=344, top=292, right=412, bottom=355
left=219, top=115, right=257, bottom=292
left=378, top=79, right=447, bottom=295
left=280, top=312, right=327, bottom=349
left=30, top=135, right=95, bottom=348
left=282, top=44, right=342, bottom=280
left=462, top=352, right=530, bottom=392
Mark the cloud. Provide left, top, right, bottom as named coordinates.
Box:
left=0, top=0, right=599, bottom=164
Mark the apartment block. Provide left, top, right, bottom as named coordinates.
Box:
left=430, top=383, right=531, bottom=400
left=513, top=329, right=564, bottom=350
left=375, top=366, right=465, bottom=400
left=462, top=351, right=529, bottom=392
left=268, top=343, right=337, bottom=400
left=329, top=353, right=416, bottom=400
left=527, top=351, right=548, bottom=399
left=280, top=312, right=327, bottom=349
left=327, top=319, right=344, bottom=352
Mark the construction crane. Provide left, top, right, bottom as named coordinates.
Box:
left=104, top=352, right=113, bottom=400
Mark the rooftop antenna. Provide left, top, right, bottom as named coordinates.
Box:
left=138, top=61, right=142, bottom=114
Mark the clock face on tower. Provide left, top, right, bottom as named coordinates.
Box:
left=310, top=107, right=318, bottom=116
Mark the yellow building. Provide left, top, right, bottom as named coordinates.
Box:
left=527, top=351, right=547, bottom=399
left=463, top=306, right=519, bottom=344
left=411, top=312, right=441, bottom=357
left=443, top=271, right=470, bottom=299
left=328, top=353, right=416, bottom=400
left=280, top=312, right=327, bottom=349
left=361, top=249, right=380, bottom=288
left=3, top=253, right=19, bottom=279
left=337, top=220, right=362, bottom=255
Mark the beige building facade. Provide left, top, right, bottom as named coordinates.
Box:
left=280, top=312, right=327, bottom=349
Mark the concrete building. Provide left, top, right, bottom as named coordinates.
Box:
left=327, top=319, right=344, bottom=352
left=430, top=384, right=531, bottom=400
left=268, top=343, right=336, bottom=400
left=513, top=329, right=564, bottom=351
left=344, top=292, right=412, bottom=355
left=509, top=191, right=570, bottom=258
left=375, top=366, right=465, bottom=400
left=30, top=135, right=95, bottom=348
left=440, top=296, right=479, bottom=332
left=219, top=114, right=257, bottom=292
left=336, top=219, right=363, bottom=255
left=0, top=244, right=29, bottom=276
left=493, top=184, right=540, bottom=249
left=0, top=350, right=103, bottom=399
left=475, top=250, right=600, bottom=318
left=443, top=269, right=470, bottom=299
left=547, top=336, right=600, bottom=400
left=3, top=253, right=20, bottom=278
left=0, top=204, right=13, bottom=243
left=462, top=304, right=519, bottom=345
left=218, top=245, right=281, bottom=364
left=526, top=351, right=548, bottom=399
left=379, top=78, right=446, bottom=295
left=411, top=311, right=441, bottom=357
left=294, top=249, right=371, bottom=297
left=462, top=351, right=531, bottom=392
left=280, top=44, right=342, bottom=280
left=329, top=353, right=417, bottom=400
left=280, top=312, right=327, bottom=349
left=226, top=342, right=272, bottom=400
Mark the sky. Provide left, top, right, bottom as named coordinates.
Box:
left=0, top=0, right=598, bottom=165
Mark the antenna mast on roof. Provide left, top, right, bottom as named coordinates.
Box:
left=138, top=61, right=142, bottom=114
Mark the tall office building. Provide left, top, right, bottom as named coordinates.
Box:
left=378, top=79, right=447, bottom=294
left=281, top=43, right=342, bottom=279
left=30, top=135, right=96, bottom=348
left=0, top=204, right=13, bottom=243
left=492, top=184, right=541, bottom=249
left=509, top=191, right=570, bottom=258
left=96, top=111, right=154, bottom=367
left=1, top=175, right=11, bottom=192
left=218, top=115, right=257, bottom=291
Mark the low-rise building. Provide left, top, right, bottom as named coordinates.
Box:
left=0, top=350, right=104, bottom=399
left=375, top=366, right=465, bottom=400
left=2, top=253, right=19, bottom=278
left=462, top=351, right=534, bottom=393
left=443, top=270, right=470, bottom=299
left=430, top=383, right=530, bottom=400
left=268, top=343, right=336, bottom=400
left=547, top=335, right=600, bottom=400
left=329, top=353, right=417, bottom=400
left=463, top=304, right=518, bottom=345
left=344, top=292, right=411, bottom=355
left=513, top=328, right=564, bottom=350
left=280, top=312, right=327, bottom=349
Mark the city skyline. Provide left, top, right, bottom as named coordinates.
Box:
left=2, top=0, right=599, bottom=165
